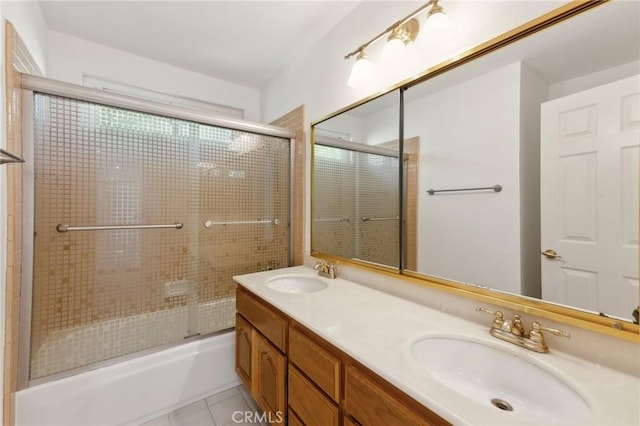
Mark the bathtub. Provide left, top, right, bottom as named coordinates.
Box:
left=16, top=329, right=240, bottom=426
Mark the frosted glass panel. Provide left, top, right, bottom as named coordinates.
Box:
left=313, top=144, right=399, bottom=267
left=30, top=93, right=290, bottom=379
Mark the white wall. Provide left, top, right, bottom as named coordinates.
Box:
left=1, top=1, right=48, bottom=73
left=1, top=1, right=50, bottom=420
left=314, top=113, right=364, bottom=143
left=47, top=32, right=262, bottom=123
left=548, top=60, right=640, bottom=100
left=519, top=63, right=548, bottom=298
left=407, top=63, right=522, bottom=293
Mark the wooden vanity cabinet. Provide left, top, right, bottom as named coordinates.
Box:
left=234, top=314, right=253, bottom=389
left=235, top=286, right=450, bottom=426
left=254, top=333, right=287, bottom=417
left=236, top=286, right=287, bottom=351
left=287, top=409, right=304, bottom=426
left=288, top=365, right=340, bottom=425
left=236, top=287, right=287, bottom=422
left=344, top=364, right=449, bottom=426
left=289, top=326, right=341, bottom=402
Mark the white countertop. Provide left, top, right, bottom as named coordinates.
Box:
left=234, top=266, right=640, bottom=426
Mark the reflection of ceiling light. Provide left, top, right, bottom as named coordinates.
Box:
left=345, top=0, right=454, bottom=89
left=229, top=133, right=263, bottom=155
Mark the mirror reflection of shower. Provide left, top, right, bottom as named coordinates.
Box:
left=313, top=136, right=399, bottom=267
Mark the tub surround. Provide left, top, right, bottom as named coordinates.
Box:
left=234, top=265, right=640, bottom=425
left=15, top=332, right=239, bottom=426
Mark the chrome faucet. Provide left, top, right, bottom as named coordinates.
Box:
left=313, top=261, right=337, bottom=279
left=476, top=307, right=570, bottom=353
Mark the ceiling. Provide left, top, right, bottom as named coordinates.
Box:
left=39, top=1, right=363, bottom=88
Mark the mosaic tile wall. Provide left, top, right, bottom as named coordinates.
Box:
left=355, top=151, right=399, bottom=267
left=312, top=145, right=357, bottom=259
left=313, top=145, right=398, bottom=266
left=30, top=94, right=290, bottom=379
left=270, top=105, right=305, bottom=266
left=4, top=20, right=44, bottom=425
left=30, top=297, right=235, bottom=379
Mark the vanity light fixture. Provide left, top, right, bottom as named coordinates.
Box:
left=426, top=0, right=447, bottom=23
left=346, top=51, right=373, bottom=89
left=345, top=0, right=452, bottom=90
left=381, top=18, right=420, bottom=63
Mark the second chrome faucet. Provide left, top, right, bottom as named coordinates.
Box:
left=476, top=307, right=570, bottom=353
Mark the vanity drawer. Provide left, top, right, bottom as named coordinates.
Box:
left=344, top=365, right=449, bottom=426
left=236, top=286, right=287, bottom=352
left=288, top=365, right=339, bottom=426
left=289, top=326, right=341, bottom=402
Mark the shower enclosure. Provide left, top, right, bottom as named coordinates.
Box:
left=313, top=141, right=399, bottom=267
left=21, top=78, right=293, bottom=382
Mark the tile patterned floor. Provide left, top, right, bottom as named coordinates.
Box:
left=139, top=384, right=267, bottom=426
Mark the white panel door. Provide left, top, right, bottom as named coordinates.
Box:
left=541, top=75, right=640, bottom=319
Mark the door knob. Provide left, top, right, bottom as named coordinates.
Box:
left=541, top=249, right=562, bottom=259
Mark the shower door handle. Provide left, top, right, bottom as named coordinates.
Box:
left=56, top=222, right=184, bottom=232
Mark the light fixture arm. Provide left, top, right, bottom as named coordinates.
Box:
left=344, top=0, right=438, bottom=59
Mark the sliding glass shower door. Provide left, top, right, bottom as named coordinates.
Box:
left=28, top=93, right=290, bottom=380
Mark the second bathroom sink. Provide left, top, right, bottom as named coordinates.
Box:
left=266, top=275, right=328, bottom=294
left=410, top=336, right=591, bottom=424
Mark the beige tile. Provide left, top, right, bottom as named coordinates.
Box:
left=239, top=390, right=260, bottom=413
left=139, top=413, right=171, bottom=426
left=208, top=394, right=251, bottom=426
left=168, top=400, right=214, bottom=426
left=205, top=386, right=240, bottom=406
left=169, top=400, right=208, bottom=419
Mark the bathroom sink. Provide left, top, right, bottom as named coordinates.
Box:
left=266, top=275, right=328, bottom=294
left=411, top=337, right=591, bottom=424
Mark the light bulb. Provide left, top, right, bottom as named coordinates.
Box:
left=381, top=37, right=407, bottom=64
left=347, top=52, right=374, bottom=90
left=428, top=10, right=453, bottom=35
left=419, top=4, right=455, bottom=46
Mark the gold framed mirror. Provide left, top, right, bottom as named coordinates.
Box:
left=311, top=0, right=639, bottom=341
left=312, top=89, right=402, bottom=270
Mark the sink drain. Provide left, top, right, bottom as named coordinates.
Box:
left=491, top=398, right=513, bottom=412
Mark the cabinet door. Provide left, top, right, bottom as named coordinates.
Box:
left=235, top=314, right=253, bottom=389
left=343, top=414, right=361, bottom=426
left=345, top=365, right=449, bottom=426
left=254, top=333, right=287, bottom=421
left=288, top=409, right=304, bottom=426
